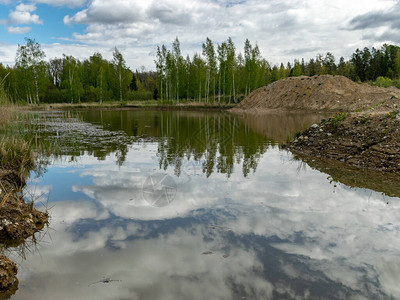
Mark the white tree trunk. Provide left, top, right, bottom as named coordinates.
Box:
left=119, top=69, right=122, bottom=104
left=34, top=77, right=39, bottom=105
left=100, top=72, right=103, bottom=105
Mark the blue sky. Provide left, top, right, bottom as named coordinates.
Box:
left=0, top=0, right=399, bottom=70
left=0, top=2, right=82, bottom=44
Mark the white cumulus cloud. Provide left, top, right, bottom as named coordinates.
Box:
left=59, top=0, right=400, bottom=70
left=7, top=3, right=43, bottom=25
left=32, top=0, right=87, bottom=8
left=7, top=25, right=32, bottom=34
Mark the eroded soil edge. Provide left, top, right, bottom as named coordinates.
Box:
left=284, top=111, right=400, bottom=176
left=0, top=170, right=48, bottom=297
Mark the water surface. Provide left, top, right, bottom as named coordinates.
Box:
left=7, top=110, right=400, bottom=300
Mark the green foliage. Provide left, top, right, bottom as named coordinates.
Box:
left=153, top=88, right=158, bottom=100
left=2, top=37, right=400, bottom=105
left=328, top=112, right=347, bottom=127
left=291, top=60, right=302, bottom=77
left=129, top=90, right=153, bottom=101
left=386, top=111, right=398, bottom=119
left=373, top=76, right=394, bottom=87
left=357, top=115, right=369, bottom=124
left=15, top=38, right=46, bottom=105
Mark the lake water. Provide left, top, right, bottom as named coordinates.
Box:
left=7, top=110, right=400, bottom=299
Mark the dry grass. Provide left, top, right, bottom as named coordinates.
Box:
left=0, top=106, right=18, bottom=130
left=0, top=137, right=34, bottom=174
left=0, top=106, right=35, bottom=177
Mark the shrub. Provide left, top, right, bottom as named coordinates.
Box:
left=374, top=76, right=394, bottom=88
left=329, top=112, right=347, bottom=127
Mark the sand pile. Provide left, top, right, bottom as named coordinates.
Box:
left=233, top=75, right=400, bottom=113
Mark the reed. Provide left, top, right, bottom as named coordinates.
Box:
left=0, top=104, right=35, bottom=178
left=0, top=137, right=34, bottom=174
left=0, top=106, right=18, bottom=130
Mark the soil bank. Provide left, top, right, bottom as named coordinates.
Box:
left=283, top=111, right=400, bottom=175
left=0, top=169, right=48, bottom=297
left=30, top=102, right=236, bottom=112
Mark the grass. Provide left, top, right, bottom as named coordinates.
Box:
left=0, top=104, right=35, bottom=178
left=358, top=115, right=369, bottom=124
left=0, top=106, right=19, bottom=130
left=327, top=112, right=347, bottom=127
left=386, top=110, right=399, bottom=119
left=0, top=137, right=34, bottom=174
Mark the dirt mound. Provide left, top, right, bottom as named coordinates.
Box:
left=233, top=75, right=400, bottom=113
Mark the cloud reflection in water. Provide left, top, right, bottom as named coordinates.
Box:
left=12, top=112, right=400, bottom=299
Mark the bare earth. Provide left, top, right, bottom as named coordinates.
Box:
left=232, top=75, right=400, bottom=113
left=231, top=75, right=400, bottom=174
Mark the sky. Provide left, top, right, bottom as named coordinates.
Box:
left=0, top=0, right=399, bottom=71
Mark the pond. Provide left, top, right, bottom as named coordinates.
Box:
left=7, top=110, right=400, bottom=299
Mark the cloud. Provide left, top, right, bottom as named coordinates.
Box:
left=284, top=46, right=322, bottom=56
left=10, top=111, right=400, bottom=298
left=59, top=0, right=378, bottom=69
left=362, top=30, right=400, bottom=43
left=348, top=4, right=400, bottom=30
left=32, top=0, right=87, bottom=8
left=0, top=42, right=17, bottom=65
left=345, top=2, right=400, bottom=44
left=1, top=0, right=398, bottom=70
left=6, top=25, right=32, bottom=34
left=15, top=3, right=37, bottom=12
left=7, top=3, right=43, bottom=25
left=64, top=0, right=144, bottom=25
left=146, top=1, right=193, bottom=25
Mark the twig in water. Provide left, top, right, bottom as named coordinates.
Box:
left=89, top=277, right=122, bottom=286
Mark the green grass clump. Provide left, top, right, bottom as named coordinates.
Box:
left=0, top=137, right=34, bottom=174
left=329, top=112, right=347, bottom=127
left=0, top=106, right=35, bottom=177
left=386, top=111, right=399, bottom=119
left=358, top=115, right=369, bottom=124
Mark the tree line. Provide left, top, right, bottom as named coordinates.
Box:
left=155, top=38, right=400, bottom=104
left=0, top=38, right=156, bottom=105
left=0, top=37, right=399, bottom=105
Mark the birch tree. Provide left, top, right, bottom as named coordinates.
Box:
left=172, top=38, right=182, bottom=103
left=15, top=38, right=46, bottom=105
left=62, top=55, right=77, bottom=103
left=113, top=47, right=127, bottom=104
left=155, top=45, right=166, bottom=103
left=202, top=38, right=217, bottom=103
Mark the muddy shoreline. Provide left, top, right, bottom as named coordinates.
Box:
left=0, top=169, right=48, bottom=297
left=284, top=111, right=400, bottom=175
left=28, top=103, right=236, bottom=112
